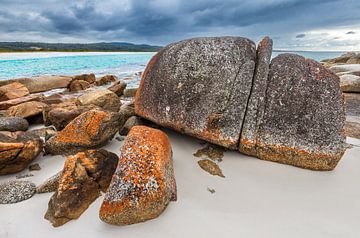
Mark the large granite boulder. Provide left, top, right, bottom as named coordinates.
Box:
left=0, top=76, right=72, bottom=93
left=76, top=89, right=121, bottom=112
left=239, top=37, right=273, bottom=156
left=0, top=116, right=29, bottom=132
left=241, top=54, right=346, bottom=170
left=0, top=132, right=43, bottom=175
left=45, top=110, right=120, bottom=155
left=45, top=149, right=118, bottom=227
left=99, top=126, right=176, bottom=225
left=6, top=101, right=47, bottom=119
left=135, top=37, right=256, bottom=149
left=0, top=82, right=29, bottom=102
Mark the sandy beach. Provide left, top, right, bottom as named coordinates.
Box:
left=1, top=127, right=359, bottom=238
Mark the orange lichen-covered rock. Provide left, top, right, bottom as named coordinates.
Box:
left=45, top=110, right=120, bottom=155
left=99, top=126, right=177, bottom=225
left=45, top=149, right=119, bottom=227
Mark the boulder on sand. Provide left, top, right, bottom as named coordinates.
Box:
left=0, top=82, right=29, bottom=102
left=0, top=132, right=43, bottom=175
left=76, top=89, right=121, bottom=112
left=45, top=149, right=118, bottom=227
left=240, top=54, right=346, bottom=170
left=135, top=37, right=256, bottom=149
left=99, top=126, right=176, bottom=225
left=45, top=110, right=120, bottom=155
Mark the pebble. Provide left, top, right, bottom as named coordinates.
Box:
left=0, top=180, right=36, bottom=204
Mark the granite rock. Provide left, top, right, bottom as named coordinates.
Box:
left=340, top=74, right=360, bottom=93
left=119, top=116, right=143, bottom=136
left=95, top=75, right=117, bottom=86
left=0, top=82, right=29, bottom=102
left=0, top=180, right=36, bottom=204
left=36, top=171, right=62, bottom=193
left=69, top=80, right=91, bottom=92
left=76, top=89, right=121, bottom=112
left=108, top=81, right=127, bottom=96
left=99, top=126, right=176, bottom=225
left=72, top=74, right=96, bottom=84
left=6, top=101, right=47, bottom=119
left=0, top=116, right=29, bottom=132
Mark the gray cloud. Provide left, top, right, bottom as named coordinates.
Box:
left=346, top=31, right=356, bottom=34
left=0, top=0, right=360, bottom=50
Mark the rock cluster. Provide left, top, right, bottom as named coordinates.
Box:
left=136, top=36, right=346, bottom=170
left=99, top=126, right=176, bottom=225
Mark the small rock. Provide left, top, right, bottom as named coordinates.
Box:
left=45, top=149, right=118, bottom=227
left=72, top=74, right=96, bottom=84
left=197, top=159, right=225, bottom=178
left=345, top=121, right=360, bottom=139
left=69, top=80, right=90, bottom=92
left=119, top=116, right=143, bottom=136
left=0, top=82, right=29, bottom=102
left=108, top=81, right=127, bottom=96
left=36, top=171, right=62, bottom=194
left=96, top=75, right=117, bottom=86
left=6, top=101, right=47, bottom=118
left=76, top=89, right=121, bottom=112
left=0, top=180, right=36, bottom=204
left=45, top=110, right=120, bottom=155
left=123, top=88, right=138, bottom=97
left=0, top=116, right=29, bottom=132
left=29, top=163, right=41, bottom=171
left=99, top=126, right=177, bottom=225
left=207, top=187, right=216, bottom=194
left=193, top=144, right=225, bottom=162
left=16, top=173, right=34, bottom=179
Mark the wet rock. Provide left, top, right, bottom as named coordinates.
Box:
left=0, top=94, right=43, bottom=110
left=96, top=75, right=117, bottom=86
left=0, top=116, right=29, bottom=131
left=36, top=171, right=62, bottom=194
left=45, top=149, right=118, bottom=227
left=0, top=82, right=29, bottom=102
left=345, top=121, right=360, bottom=139
left=135, top=37, right=256, bottom=149
left=123, top=88, right=138, bottom=97
left=0, top=180, right=36, bottom=204
left=29, top=163, right=41, bottom=171
left=193, top=144, right=225, bottom=162
left=246, top=54, right=346, bottom=170
left=239, top=36, right=273, bottom=156
left=108, top=81, right=127, bottom=96
left=72, top=74, right=96, bottom=84
left=340, top=74, right=360, bottom=93
left=119, top=116, right=143, bottom=136
left=197, top=159, right=225, bottom=178
left=6, top=101, right=47, bottom=119
left=0, top=133, right=43, bottom=175
left=45, top=110, right=120, bottom=155
left=69, top=80, right=90, bottom=92
left=99, top=126, right=176, bottom=225
left=0, top=76, right=72, bottom=93
left=76, top=89, right=121, bottom=112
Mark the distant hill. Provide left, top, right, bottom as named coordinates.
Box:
left=0, top=42, right=162, bottom=52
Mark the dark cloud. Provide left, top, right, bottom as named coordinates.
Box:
left=0, top=0, right=360, bottom=50
left=346, top=31, right=356, bottom=34
left=296, top=34, right=306, bottom=38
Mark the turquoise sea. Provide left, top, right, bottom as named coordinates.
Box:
left=0, top=51, right=344, bottom=86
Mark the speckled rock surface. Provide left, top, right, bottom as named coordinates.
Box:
left=240, top=36, right=273, bottom=156
left=76, top=89, right=121, bottom=112
left=0, top=180, right=36, bottom=204
left=135, top=37, right=256, bottom=149
left=45, top=110, right=120, bottom=155
left=99, top=126, right=177, bottom=225
left=0, top=133, right=43, bottom=175
left=36, top=171, right=62, bottom=193
left=0, top=116, right=29, bottom=132
left=252, top=54, right=346, bottom=170
left=45, top=149, right=118, bottom=227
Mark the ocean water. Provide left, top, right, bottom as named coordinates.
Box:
left=0, top=51, right=344, bottom=86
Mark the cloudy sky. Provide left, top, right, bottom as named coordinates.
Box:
left=0, top=0, right=360, bottom=51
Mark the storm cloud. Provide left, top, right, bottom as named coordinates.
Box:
left=0, top=0, right=360, bottom=50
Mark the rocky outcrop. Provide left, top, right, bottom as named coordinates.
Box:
left=6, top=101, right=47, bottom=119
left=0, top=76, right=72, bottom=93
left=69, top=80, right=90, bottom=92
left=242, top=54, right=346, bottom=170
left=72, top=74, right=96, bottom=84
left=340, top=74, right=360, bottom=93
left=99, top=126, right=176, bottom=225
left=45, top=149, right=118, bottom=227
left=0, top=180, right=36, bottom=204
left=45, top=110, right=120, bottom=155
left=95, top=75, right=117, bottom=86
left=135, top=37, right=256, bottom=149
left=0, top=82, right=29, bottom=102
left=108, top=81, right=127, bottom=96
left=0, top=133, right=43, bottom=175
left=76, top=89, right=121, bottom=112
left=0, top=116, right=29, bottom=131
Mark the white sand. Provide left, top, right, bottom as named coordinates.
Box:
left=0, top=130, right=360, bottom=238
